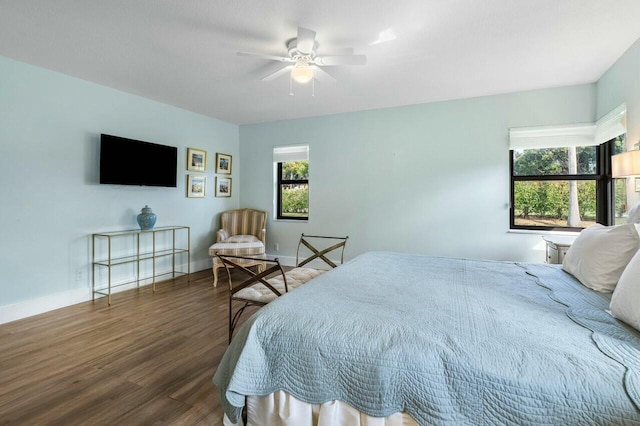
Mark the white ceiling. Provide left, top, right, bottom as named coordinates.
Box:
left=1, top=0, right=639, bottom=125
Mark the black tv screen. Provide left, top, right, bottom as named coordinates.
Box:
left=100, top=134, right=177, bottom=187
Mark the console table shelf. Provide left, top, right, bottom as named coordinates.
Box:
left=92, top=226, right=190, bottom=304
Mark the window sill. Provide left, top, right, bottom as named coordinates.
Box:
left=508, top=229, right=580, bottom=236
left=273, top=218, right=309, bottom=223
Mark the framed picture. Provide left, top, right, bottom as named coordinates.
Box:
left=187, top=175, right=206, bottom=198
left=215, top=153, right=232, bottom=174
left=215, top=177, right=232, bottom=197
left=636, top=178, right=640, bottom=192
left=187, top=148, right=206, bottom=172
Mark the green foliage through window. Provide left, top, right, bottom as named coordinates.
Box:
left=281, top=161, right=309, bottom=180
left=511, top=135, right=623, bottom=230
left=278, top=161, right=309, bottom=219
left=513, top=181, right=596, bottom=227
left=281, top=184, right=309, bottom=216
left=513, top=146, right=596, bottom=176
left=511, top=142, right=609, bottom=230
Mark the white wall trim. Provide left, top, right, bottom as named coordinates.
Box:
left=509, top=122, right=596, bottom=149
left=192, top=258, right=213, bottom=274
left=268, top=254, right=297, bottom=267
left=0, top=287, right=92, bottom=325
left=595, top=103, right=627, bottom=144
left=0, top=260, right=212, bottom=325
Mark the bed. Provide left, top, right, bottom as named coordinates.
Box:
left=213, top=251, right=640, bottom=425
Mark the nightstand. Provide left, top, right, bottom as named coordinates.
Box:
left=542, top=235, right=576, bottom=264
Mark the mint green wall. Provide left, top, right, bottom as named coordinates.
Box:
left=597, top=37, right=640, bottom=211
left=239, top=85, right=596, bottom=263
left=0, top=56, right=238, bottom=315
left=597, top=37, right=640, bottom=145
left=6, top=43, right=633, bottom=320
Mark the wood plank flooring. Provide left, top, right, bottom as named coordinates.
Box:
left=0, top=270, right=259, bottom=425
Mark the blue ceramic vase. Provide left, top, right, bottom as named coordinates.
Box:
left=137, top=205, right=157, bottom=230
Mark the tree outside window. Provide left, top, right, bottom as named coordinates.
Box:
left=277, top=161, right=309, bottom=220
left=512, top=146, right=597, bottom=229
left=510, top=136, right=623, bottom=231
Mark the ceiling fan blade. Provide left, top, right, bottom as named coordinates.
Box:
left=262, top=65, right=294, bottom=81
left=315, top=55, right=367, bottom=66
left=296, top=26, right=316, bottom=54
left=237, top=51, right=292, bottom=62
left=311, top=66, right=336, bottom=84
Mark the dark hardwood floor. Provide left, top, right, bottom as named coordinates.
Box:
left=0, top=270, right=257, bottom=425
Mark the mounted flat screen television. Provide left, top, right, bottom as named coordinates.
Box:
left=100, top=134, right=177, bottom=187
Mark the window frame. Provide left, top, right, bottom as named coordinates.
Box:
left=276, top=161, right=309, bottom=221
left=509, top=140, right=614, bottom=232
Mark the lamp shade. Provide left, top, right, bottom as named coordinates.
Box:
left=612, top=150, right=640, bottom=177
left=291, top=65, right=313, bottom=83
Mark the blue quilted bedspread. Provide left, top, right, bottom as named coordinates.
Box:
left=213, top=252, right=640, bottom=425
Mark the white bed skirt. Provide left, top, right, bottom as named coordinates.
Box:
left=223, top=391, right=418, bottom=426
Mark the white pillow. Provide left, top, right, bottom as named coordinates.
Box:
left=562, top=223, right=640, bottom=293
left=610, top=249, right=640, bottom=331
left=627, top=202, right=640, bottom=224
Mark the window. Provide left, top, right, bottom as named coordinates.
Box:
left=274, top=145, right=309, bottom=220
left=508, top=106, right=627, bottom=231
left=612, top=136, right=632, bottom=225
left=510, top=144, right=606, bottom=230
left=509, top=122, right=626, bottom=231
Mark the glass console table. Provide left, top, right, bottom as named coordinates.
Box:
left=92, top=226, right=190, bottom=304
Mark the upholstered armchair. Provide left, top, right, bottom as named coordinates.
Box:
left=208, top=208, right=267, bottom=287
left=215, top=208, right=266, bottom=244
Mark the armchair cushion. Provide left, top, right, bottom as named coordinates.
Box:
left=225, top=235, right=261, bottom=244
left=209, top=240, right=264, bottom=257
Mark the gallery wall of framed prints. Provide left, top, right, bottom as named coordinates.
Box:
left=215, top=176, right=232, bottom=197
left=185, top=148, right=233, bottom=198
left=214, top=153, right=232, bottom=197
left=187, top=174, right=206, bottom=198
left=186, top=148, right=206, bottom=198
left=187, top=148, right=206, bottom=172
left=215, top=153, right=232, bottom=175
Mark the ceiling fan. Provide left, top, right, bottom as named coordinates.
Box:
left=238, top=26, right=367, bottom=86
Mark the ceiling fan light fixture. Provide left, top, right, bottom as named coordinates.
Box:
left=291, top=64, right=314, bottom=84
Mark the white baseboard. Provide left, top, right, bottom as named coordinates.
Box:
left=1, top=255, right=344, bottom=325
left=192, top=258, right=212, bottom=273
left=267, top=254, right=296, bottom=267
left=0, top=287, right=92, bottom=325
left=0, top=260, right=212, bottom=325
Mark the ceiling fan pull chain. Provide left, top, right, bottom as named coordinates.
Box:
left=289, top=74, right=294, bottom=96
